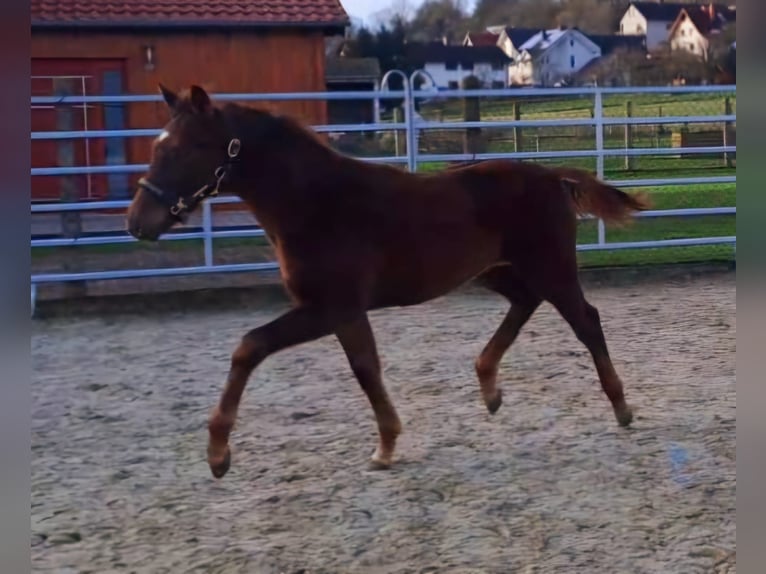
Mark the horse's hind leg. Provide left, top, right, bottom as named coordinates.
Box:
left=475, top=265, right=542, bottom=414
left=335, top=314, right=402, bottom=469
left=543, top=281, right=633, bottom=427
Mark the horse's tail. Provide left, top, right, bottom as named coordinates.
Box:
left=555, top=166, right=652, bottom=225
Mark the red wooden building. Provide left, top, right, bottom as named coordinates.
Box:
left=31, top=0, right=349, bottom=202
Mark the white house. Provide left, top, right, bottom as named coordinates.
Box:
left=495, top=27, right=539, bottom=61
left=406, top=43, right=512, bottom=89
left=508, top=28, right=601, bottom=87
left=668, top=4, right=736, bottom=60
left=618, top=2, right=687, bottom=51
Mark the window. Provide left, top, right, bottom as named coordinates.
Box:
left=448, top=80, right=459, bottom=89
left=620, top=23, right=624, bottom=33
left=445, top=62, right=457, bottom=70
left=681, top=29, right=685, bottom=36
left=570, top=55, right=575, bottom=68
left=491, top=80, right=504, bottom=89
left=636, top=24, right=643, bottom=33
left=689, top=43, right=694, bottom=52
left=570, top=39, right=574, bottom=47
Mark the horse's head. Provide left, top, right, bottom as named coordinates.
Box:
left=126, top=84, right=239, bottom=241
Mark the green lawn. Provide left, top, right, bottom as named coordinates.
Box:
left=414, top=91, right=735, bottom=123
left=575, top=183, right=735, bottom=267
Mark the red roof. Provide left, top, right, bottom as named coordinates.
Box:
left=31, top=0, right=349, bottom=28
left=464, top=31, right=499, bottom=47
left=672, top=4, right=736, bottom=36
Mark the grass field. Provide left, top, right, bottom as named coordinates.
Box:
left=413, top=90, right=736, bottom=122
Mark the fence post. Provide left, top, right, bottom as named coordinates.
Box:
left=594, top=89, right=606, bottom=245
left=512, top=101, right=522, bottom=153
left=54, top=77, right=87, bottom=298
left=409, top=69, right=437, bottom=172
left=462, top=75, right=484, bottom=160
left=380, top=69, right=413, bottom=171
left=393, top=106, right=401, bottom=157
left=408, top=93, right=418, bottom=171
left=202, top=201, right=213, bottom=267
left=624, top=100, right=634, bottom=171
left=723, top=96, right=733, bottom=167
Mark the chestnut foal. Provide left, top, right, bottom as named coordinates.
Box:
left=126, top=84, right=649, bottom=479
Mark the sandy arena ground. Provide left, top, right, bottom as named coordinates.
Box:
left=31, top=272, right=736, bottom=574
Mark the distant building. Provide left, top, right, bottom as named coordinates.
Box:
left=668, top=4, right=736, bottom=60
left=405, top=42, right=512, bottom=89
left=618, top=2, right=688, bottom=51
left=508, top=28, right=601, bottom=87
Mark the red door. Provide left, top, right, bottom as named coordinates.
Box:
left=31, top=58, right=128, bottom=202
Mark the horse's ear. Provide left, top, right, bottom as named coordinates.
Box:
left=158, top=83, right=178, bottom=110
left=560, top=176, right=581, bottom=197
left=189, top=84, right=213, bottom=114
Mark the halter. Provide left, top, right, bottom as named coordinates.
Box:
left=137, top=138, right=242, bottom=220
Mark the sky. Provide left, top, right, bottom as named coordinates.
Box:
left=340, top=0, right=477, bottom=27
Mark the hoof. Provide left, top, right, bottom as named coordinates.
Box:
left=368, top=458, right=393, bottom=471
left=369, top=447, right=393, bottom=470
left=486, top=389, right=503, bottom=415
left=615, top=404, right=634, bottom=427
left=209, top=447, right=231, bottom=479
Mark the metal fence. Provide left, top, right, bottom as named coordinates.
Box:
left=31, top=70, right=736, bottom=314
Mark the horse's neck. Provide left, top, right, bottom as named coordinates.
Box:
left=228, top=110, right=338, bottom=234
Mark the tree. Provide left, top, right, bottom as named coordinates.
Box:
left=471, top=0, right=523, bottom=30
left=555, top=0, right=621, bottom=33
left=407, top=0, right=470, bottom=44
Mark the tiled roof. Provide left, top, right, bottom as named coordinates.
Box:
left=501, top=27, right=539, bottom=49
left=630, top=2, right=688, bottom=22
left=405, top=42, right=512, bottom=67
left=325, top=57, right=380, bottom=82
left=674, top=4, right=736, bottom=36
left=518, top=28, right=569, bottom=57
left=464, top=31, right=500, bottom=47
left=31, top=0, right=350, bottom=28
left=587, top=34, right=647, bottom=56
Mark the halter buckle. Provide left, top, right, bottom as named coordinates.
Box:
left=170, top=198, right=187, bottom=216
left=228, top=138, right=241, bottom=159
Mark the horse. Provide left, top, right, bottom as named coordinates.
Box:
left=126, top=84, right=651, bottom=480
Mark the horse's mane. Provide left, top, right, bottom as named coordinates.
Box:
left=220, top=101, right=334, bottom=154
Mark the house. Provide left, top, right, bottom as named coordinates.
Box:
left=325, top=57, right=381, bottom=125
left=668, top=3, right=736, bottom=60
left=404, top=43, right=512, bottom=89
left=508, top=28, right=602, bottom=87
left=462, top=31, right=501, bottom=47
left=618, top=2, right=688, bottom=51
left=495, top=27, right=539, bottom=61
left=30, top=0, right=349, bottom=202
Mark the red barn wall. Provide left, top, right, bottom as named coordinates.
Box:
left=31, top=29, right=329, bottom=199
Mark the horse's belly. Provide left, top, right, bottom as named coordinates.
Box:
left=374, top=236, right=501, bottom=307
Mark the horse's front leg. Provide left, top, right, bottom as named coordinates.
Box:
left=207, top=305, right=343, bottom=478
left=336, top=314, right=402, bottom=469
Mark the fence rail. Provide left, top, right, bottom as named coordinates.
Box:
left=30, top=73, right=736, bottom=315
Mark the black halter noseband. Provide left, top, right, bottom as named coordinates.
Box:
left=138, top=138, right=242, bottom=221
